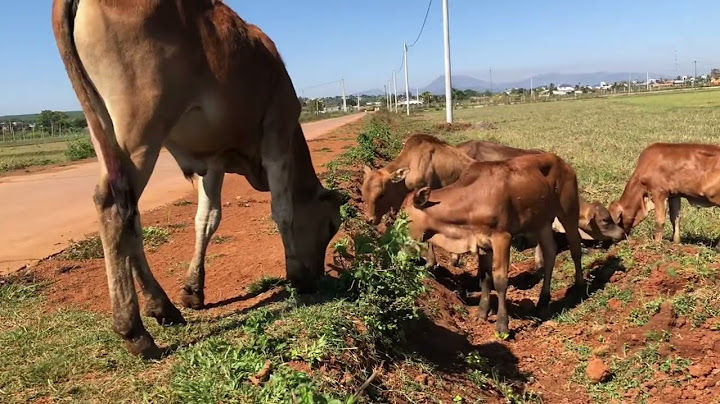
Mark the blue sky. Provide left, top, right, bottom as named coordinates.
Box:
left=1, top=0, right=717, bottom=115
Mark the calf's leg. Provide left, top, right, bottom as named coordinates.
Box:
left=490, top=233, right=512, bottom=335
left=181, top=167, right=224, bottom=309
left=652, top=193, right=668, bottom=243
left=536, top=225, right=557, bottom=308
left=477, top=251, right=493, bottom=321
left=557, top=214, right=585, bottom=289
left=668, top=196, right=681, bottom=244
left=426, top=242, right=437, bottom=267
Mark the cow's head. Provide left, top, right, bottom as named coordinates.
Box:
left=581, top=201, right=626, bottom=242
left=283, top=186, right=342, bottom=292
left=361, top=165, right=410, bottom=224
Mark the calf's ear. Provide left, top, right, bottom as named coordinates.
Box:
left=363, top=165, right=372, bottom=176
left=390, top=167, right=410, bottom=183
left=413, top=187, right=432, bottom=209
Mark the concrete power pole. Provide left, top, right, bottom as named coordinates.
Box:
left=694, top=60, right=697, bottom=88
left=647, top=72, right=650, bottom=91
left=393, top=69, right=398, bottom=113
left=404, top=43, right=411, bottom=116
left=341, top=79, right=347, bottom=112
left=442, top=0, right=453, bottom=123
left=357, top=95, right=361, bottom=111
left=384, top=84, right=389, bottom=111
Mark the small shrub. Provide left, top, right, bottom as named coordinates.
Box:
left=65, top=136, right=96, bottom=161
left=335, top=213, right=427, bottom=341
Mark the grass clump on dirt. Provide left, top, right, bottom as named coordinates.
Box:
left=62, top=226, right=171, bottom=260
left=245, top=276, right=287, bottom=297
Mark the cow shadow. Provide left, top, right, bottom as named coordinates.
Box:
left=403, top=315, right=531, bottom=396
left=679, top=234, right=720, bottom=249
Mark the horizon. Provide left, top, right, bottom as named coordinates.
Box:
left=1, top=1, right=718, bottom=115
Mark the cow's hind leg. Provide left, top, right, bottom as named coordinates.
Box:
left=668, top=196, right=681, bottom=244
left=181, top=167, right=224, bottom=309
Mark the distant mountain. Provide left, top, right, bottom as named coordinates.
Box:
left=350, top=88, right=386, bottom=96
left=420, top=72, right=664, bottom=94
left=422, top=75, right=492, bottom=94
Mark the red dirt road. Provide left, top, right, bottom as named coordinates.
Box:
left=0, top=113, right=365, bottom=274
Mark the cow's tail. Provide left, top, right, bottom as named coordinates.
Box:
left=51, top=0, right=134, bottom=221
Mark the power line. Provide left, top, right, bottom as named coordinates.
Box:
left=407, top=0, right=433, bottom=48
left=299, top=79, right=342, bottom=92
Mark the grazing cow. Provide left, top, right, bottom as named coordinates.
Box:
left=361, top=135, right=624, bottom=265
left=52, top=0, right=341, bottom=358
left=609, top=142, right=720, bottom=247
left=401, top=153, right=585, bottom=334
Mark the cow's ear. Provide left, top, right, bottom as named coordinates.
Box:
left=363, top=165, right=372, bottom=176
left=413, top=187, right=431, bottom=208
left=390, top=167, right=410, bottom=183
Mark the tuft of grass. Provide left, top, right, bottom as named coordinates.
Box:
left=626, top=298, right=664, bottom=326
left=172, top=199, right=193, bottom=207
left=61, top=236, right=104, bottom=260
left=245, top=276, right=287, bottom=297
left=142, top=226, right=171, bottom=249
left=61, top=226, right=171, bottom=260
left=212, top=235, right=233, bottom=244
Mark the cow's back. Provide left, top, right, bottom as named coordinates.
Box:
left=457, top=140, right=542, bottom=162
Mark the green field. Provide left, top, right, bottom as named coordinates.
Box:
left=415, top=90, right=720, bottom=242
left=3, top=91, right=720, bottom=403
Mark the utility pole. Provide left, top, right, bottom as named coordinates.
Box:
left=490, top=68, right=493, bottom=93
left=404, top=43, right=410, bottom=116
left=393, top=69, right=398, bottom=113
left=341, top=79, right=347, bottom=112
left=694, top=60, right=697, bottom=88
left=647, top=72, right=650, bottom=91
left=442, top=0, right=453, bottom=123
left=628, top=73, right=631, bottom=93
left=530, top=76, right=533, bottom=100
left=674, top=49, right=678, bottom=77
left=384, top=84, right=389, bottom=111
left=416, top=88, right=420, bottom=103
left=357, top=95, right=361, bottom=111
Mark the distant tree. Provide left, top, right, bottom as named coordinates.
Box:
left=451, top=88, right=467, bottom=100
left=36, top=110, right=70, bottom=136
left=464, top=89, right=479, bottom=97
left=549, top=83, right=557, bottom=91
left=482, top=90, right=492, bottom=97
left=420, top=91, right=433, bottom=104
left=70, top=116, right=87, bottom=130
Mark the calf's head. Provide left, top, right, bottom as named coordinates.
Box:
left=361, top=165, right=411, bottom=224
left=283, top=187, right=342, bottom=292
left=400, top=186, right=435, bottom=241
left=608, top=196, right=652, bottom=236
left=580, top=201, right=626, bottom=242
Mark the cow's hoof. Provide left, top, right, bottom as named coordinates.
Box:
left=478, top=301, right=491, bottom=321
left=180, top=286, right=205, bottom=310
left=145, top=299, right=187, bottom=326
left=536, top=294, right=551, bottom=309
left=289, top=278, right=318, bottom=295
left=125, top=332, right=164, bottom=360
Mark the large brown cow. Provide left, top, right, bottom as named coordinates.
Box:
left=361, top=135, right=624, bottom=264
left=401, top=153, right=585, bottom=334
left=609, top=142, right=720, bottom=246
left=51, top=0, right=341, bottom=358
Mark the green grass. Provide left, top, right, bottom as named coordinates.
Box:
left=7, top=91, right=720, bottom=403
left=0, top=134, right=92, bottom=172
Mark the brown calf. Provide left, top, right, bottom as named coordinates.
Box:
left=362, top=135, right=624, bottom=265
left=401, top=152, right=585, bottom=334
left=609, top=142, right=720, bottom=246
